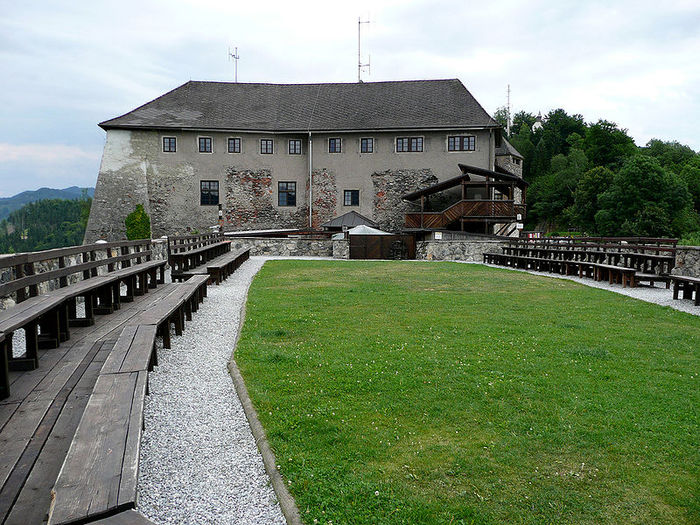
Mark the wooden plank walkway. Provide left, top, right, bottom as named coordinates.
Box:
left=0, top=284, right=176, bottom=525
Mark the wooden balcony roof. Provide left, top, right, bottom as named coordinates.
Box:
left=402, top=163, right=528, bottom=202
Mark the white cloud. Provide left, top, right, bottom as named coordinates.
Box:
left=0, top=143, right=100, bottom=164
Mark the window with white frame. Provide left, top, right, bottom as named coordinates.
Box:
left=448, top=136, right=476, bottom=151
left=289, top=139, right=302, bottom=155
left=228, top=137, right=241, bottom=153
left=328, top=138, right=341, bottom=153
left=198, top=137, right=212, bottom=153
left=396, top=137, right=423, bottom=152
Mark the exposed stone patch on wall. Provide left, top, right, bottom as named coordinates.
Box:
left=225, top=168, right=308, bottom=231
left=310, top=169, right=337, bottom=229
left=229, top=237, right=333, bottom=257
left=148, top=164, right=209, bottom=237
left=672, top=246, right=700, bottom=278
left=371, top=169, right=438, bottom=232
left=332, top=239, right=349, bottom=259
left=416, top=240, right=508, bottom=262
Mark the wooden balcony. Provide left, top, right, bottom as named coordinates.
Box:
left=405, top=200, right=526, bottom=229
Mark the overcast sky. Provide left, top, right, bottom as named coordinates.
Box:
left=1, top=0, right=698, bottom=197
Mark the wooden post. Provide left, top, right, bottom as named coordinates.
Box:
left=420, top=195, right=425, bottom=229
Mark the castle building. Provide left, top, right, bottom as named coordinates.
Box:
left=84, top=79, right=525, bottom=242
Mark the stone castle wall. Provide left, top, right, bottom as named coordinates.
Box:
left=85, top=128, right=500, bottom=242
left=672, top=246, right=700, bottom=278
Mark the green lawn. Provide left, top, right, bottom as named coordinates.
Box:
left=235, top=261, right=700, bottom=525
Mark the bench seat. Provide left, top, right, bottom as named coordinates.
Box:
left=592, top=263, right=636, bottom=288
left=49, top=370, right=148, bottom=525
left=206, top=248, right=250, bottom=284
left=101, top=325, right=158, bottom=375
left=635, top=272, right=671, bottom=288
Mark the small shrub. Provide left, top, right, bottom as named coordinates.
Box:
left=124, top=204, right=151, bottom=240
left=679, top=230, right=700, bottom=246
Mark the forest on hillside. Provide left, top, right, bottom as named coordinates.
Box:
left=0, top=196, right=92, bottom=254
left=494, top=108, right=700, bottom=244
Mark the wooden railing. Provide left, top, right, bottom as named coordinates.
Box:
left=405, top=200, right=526, bottom=229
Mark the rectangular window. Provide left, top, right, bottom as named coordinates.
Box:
left=344, top=190, right=359, bottom=206
left=278, top=182, right=296, bottom=206
left=328, top=138, right=341, bottom=153
left=448, top=136, right=476, bottom=151
left=199, top=137, right=212, bottom=153
left=228, top=137, right=241, bottom=153
left=261, top=139, right=274, bottom=154
left=289, top=139, right=302, bottom=155
left=360, top=137, right=373, bottom=153
left=396, top=136, right=423, bottom=152
left=200, top=180, right=219, bottom=205
left=163, top=137, right=176, bottom=152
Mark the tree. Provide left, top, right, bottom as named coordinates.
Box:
left=570, top=166, right=614, bottom=233
left=509, top=122, right=536, bottom=180
left=124, top=205, right=151, bottom=240
left=641, top=139, right=697, bottom=174
left=595, top=156, right=692, bottom=237
left=679, top=156, right=700, bottom=212
left=584, top=120, right=637, bottom=169
left=511, top=111, right=537, bottom=135
left=527, top=147, right=589, bottom=231
left=493, top=106, right=509, bottom=132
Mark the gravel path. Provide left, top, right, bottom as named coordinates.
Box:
left=138, top=257, right=285, bottom=525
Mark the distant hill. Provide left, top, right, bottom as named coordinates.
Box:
left=0, top=186, right=94, bottom=220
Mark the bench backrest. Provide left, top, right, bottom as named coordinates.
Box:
left=0, top=240, right=153, bottom=303
left=167, top=232, right=225, bottom=256
left=507, top=238, right=677, bottom=255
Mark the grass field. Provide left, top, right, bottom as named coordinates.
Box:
left=235, top=261, right=700, bottom=525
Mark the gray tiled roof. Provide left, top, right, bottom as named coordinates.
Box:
left=321, top=211, right=378, bottom=229
left=99, top=79, right=500, bottom=132
left=495, top=138, right=523, bottom=159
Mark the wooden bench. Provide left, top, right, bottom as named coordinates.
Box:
left=48, top=370, right=148, bottom=524
left=0, top=332, right=7, bottom=399
left=168, top=232, right=230, bottom=282
left=592, top=263, right=636, bottom=288
left=0, top=241, right=166, bottom=398
left=635, top=273, right=671, bottom=288
left=131, top=275, right=209, bottom=348
left=49, top=275, right=210, bottom=523
left=671, top=275, right=700, bottom=306
left=101, top=325, right=159, bottom=375
left=206, top=248, right=250, bottom=284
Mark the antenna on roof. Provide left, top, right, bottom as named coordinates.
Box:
left=506, top=84, right=511, bottom=136
left=358, top=17, right=370, bottom=82
left=228, top=47, right=240, bottom=82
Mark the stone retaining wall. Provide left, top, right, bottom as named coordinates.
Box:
left=672, top=246, right=700, bottom=278
left=415, top=240, right=508, bottom=262
left=332, top=240, right=349, bottom=259
left=228, top=237, right=333, bottom=257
